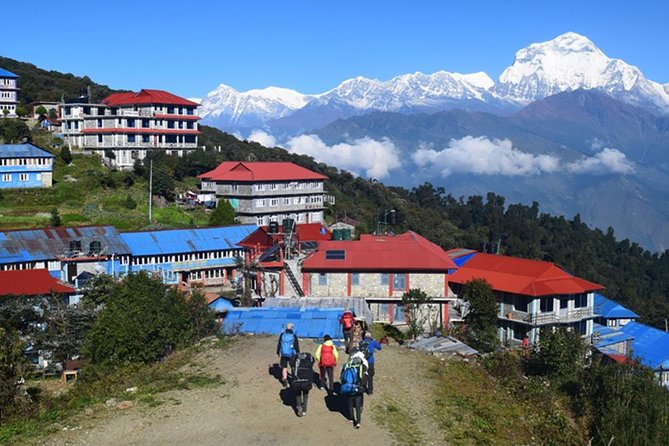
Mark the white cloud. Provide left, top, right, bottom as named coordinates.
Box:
left=247, top=129, right=277, bottom=147
left=412, top=136, right=560, bottom=177
left=284, top=134, right=401, bottom=179
left=566, top=148, right=634, bottom=174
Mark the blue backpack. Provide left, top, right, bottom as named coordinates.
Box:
left=340, top=357, right=366, bottom=395
left=280, top=332, right=296, bottom=357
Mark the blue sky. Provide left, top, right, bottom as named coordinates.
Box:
left=2, top=0, right=667, bottom=98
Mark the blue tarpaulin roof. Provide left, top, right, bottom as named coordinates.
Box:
left=0, top=226, right=130, bottom=264
left=209, top=297, right=235, bottom=312
left=120, top=224, right=257, bottom=256
left=619, top=322, right=669, bottom=370
left=0, top=143, right=54, bottom=159
left=221, top=307, right=344, bottom=339
left=594, top=293, right=640, bottom=319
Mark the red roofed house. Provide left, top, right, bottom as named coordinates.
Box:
left=199, top=161, right=333, bottom=226
left=0, top=269, right=75, bottom=302
left=301, top=231, right=458, bottom=326
left=60, top=89, right=200, bottom=169
left=447, top=251, right=604, bottom=347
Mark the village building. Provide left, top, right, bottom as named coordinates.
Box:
left=0, top=143, right=55, bottom=188
left=447, top=250, right=604, bottom=347
left=300, top=231, right=459, bottom=326
left=119, top=225, right=256, bottom=287
left=59, top=89, right=200, bottom=169
left=32, top=101, right=59, bottom=119
left=0, top=225, right=131, bottom=283
left=0, top=268, right=75, bottom=300
left=198, top=161, right=334, bottom=226
left=0, top=68, right=19, bottom=117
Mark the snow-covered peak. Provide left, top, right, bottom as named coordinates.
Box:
left=454, top=72, right=495, bottom=90
left=494, top=32, right=669, bottom=112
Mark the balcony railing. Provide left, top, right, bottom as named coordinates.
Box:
left=501, top=307, right=594, bottom=325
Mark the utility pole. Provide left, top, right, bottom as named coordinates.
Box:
left=148, top=159, right=153, bottom=223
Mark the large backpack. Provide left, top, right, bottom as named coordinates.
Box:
left=339, top=357, right=367, bottom=395
left=291, top=352, right=314, bottom=391
left=320, top=343, right=336, bottom=367
left=358, top=339, right=371, bottom=359
left=341, top=312, right=354, bottom=331
left=280, top=332, right=296, bottom=357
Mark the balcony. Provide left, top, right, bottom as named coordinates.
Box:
left=501, top=305, right=594, bottom=325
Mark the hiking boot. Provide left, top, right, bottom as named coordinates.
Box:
left=297, top=409, right=302, bottom=417
left=302, top=410, right=307, bottom=416
left=355, top=423, right=361, bottom=429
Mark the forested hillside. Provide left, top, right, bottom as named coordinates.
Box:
left=197, top=126, right=669, bottom=328
left=0, top=56, right=121, bottom=103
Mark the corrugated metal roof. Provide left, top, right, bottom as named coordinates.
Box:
left=593, top=321, right=669, bottom=371
left=120, top=225, right=257, bottom=256
left=0, top=68, right=18, bottom=78
left=0, top=143, right=55, bottom=159
left=409, top=336, right=479, bottom=357
left=448, top=252, right=604, bottom=297
left=0, top=225, right=130, bottom=264
left=102, top=89, right=198, bottom=107
left=0, top=269, right=75, bottom=296
left=221, top=307, right=343, bottom=339
left=198, top=162, right=327, bottom=182
left=594, top=293, right=640, bottom=319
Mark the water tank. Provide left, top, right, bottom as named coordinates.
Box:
left=282, top=218, right=295, bottom=233
left=268, top=221, right=279, bottom=233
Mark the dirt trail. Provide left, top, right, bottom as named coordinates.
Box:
left=32, top=335, right=447, bottom=446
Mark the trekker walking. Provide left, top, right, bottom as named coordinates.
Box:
left=277, top=323, right=300, bottom=387
left=339, top=307, right=356, bottom=354
left=290, top=352, right=315, bottom=417
left=315, top=334, right=339, bottom=393
left=358, top=332, right=382, bottom=395
left=339, top=350, right=369, bottom=429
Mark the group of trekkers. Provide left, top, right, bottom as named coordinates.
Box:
left=275, top=307, right=382, bottom=429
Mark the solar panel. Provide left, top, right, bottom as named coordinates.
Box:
left=325, top=250, right=345, bottom=260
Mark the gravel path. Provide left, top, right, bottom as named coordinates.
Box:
left=31, top=335, right=448, bottom=446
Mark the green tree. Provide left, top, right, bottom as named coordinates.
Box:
left=526, top=327, right=587, bottom=380
left=85, top=272, right=194, bottom=365
left=15, top=106, right=28, bottom=118
left=35, top=105, right=48, bottom=117
left=48, top=108, right=57, bottom=119
left=459, top=279, right=499, bottom=352
left=187, top=289, right=217, bottom=339
left=401, top=288, right=435, bottom=339
left=0, top=327, right=29, bottom=423
left=124, top=194, right=137, bottom=210
left=1, top=109, right=8, bottom=118
left=60, top=146, right=72, bottom=165
left=0, top=117, right=29, bottom=143
left=49, top=207, right=62, bottom=227
left=209, top=199, right=236, bottom=226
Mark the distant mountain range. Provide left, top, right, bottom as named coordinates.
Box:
left=198, top=32, right=669, bottom=134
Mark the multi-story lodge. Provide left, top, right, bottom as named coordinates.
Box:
left=300, top=232, right=459, bottom=325
left=199, top=161, right=333, bottom=226
left=0, top=68, right=19, bottom=117
left=0, top=143, right=55, bottom=189
left=447, top=250, right=604, bottom=346
left=60, top=89, right=200, bottom=169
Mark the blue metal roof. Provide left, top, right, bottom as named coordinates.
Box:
left=221, top=307, right=344, bottom=339
left=619, top=322, right=669, bottom=370
left=0, top=226, right=131, bottom=264
left=0, top=143, right=55, bottom=159
left=452, top=251, right=477, bottom=268
left=0, top=68, right=18, bottom=78
left=594, top=293, right=640, bottom=319
left=120, top=224, right=257, bottom=256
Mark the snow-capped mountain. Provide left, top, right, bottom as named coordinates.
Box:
left=199, top=32, right=669, bottom=134
left=198, top=85, right=311, bottom=129
left=494, top=32, right=669, bottom=113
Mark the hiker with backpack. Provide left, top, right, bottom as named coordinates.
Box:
left=358, top=332, right=382, bottom=395
left=339, top=350, right=369, bottom=429
left=314, top=334, right=339, bottom=394
left=290, top=352, right=315, bottom=417
left=276, top=323, right=300, bottom=387
left=339, top=307, right=356, bottom=354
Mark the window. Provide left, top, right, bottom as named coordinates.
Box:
left=167, top=106, right=175, bottom=114
left=380, top=273, right=389, bottom=285
left=19, top=173, right=29, bottom=182
left=318, top=273, right=327, bottom=286
left=128, top=135, right=136, bottom=143
left=560, top=298, right=569, bottom=309
left=540, top=297, right=554, bottom=313
left=1, top=174, right=11, bottom=182
left=574, top=294, right=588, bottom=308
left=89, top=241, right=102, bottom=254
left=325, top=250, right=345, bottom=260
left=127, top=118, right=135, bottom=128
left=142, top=135, right=150, bottom=143
left=36, top=173, right=42, bottom=182
left=69, top=240, right=82, bottom=252
left=393, top=273, right=407, bottom=290
left=351, top=273, right=360, bottom=286
left=514, top=295, right=528, bottom=312
left=142, top=119, right=150, bottom=128
left=270, top=198, right=279, bottom=207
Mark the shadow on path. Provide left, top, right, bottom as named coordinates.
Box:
left=268, top=363, right=283, bottom=384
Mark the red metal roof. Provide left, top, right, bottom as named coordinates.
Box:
left=198, top=162, right=327, bottom=182
left=302, top=231, right=457, bottom=272
left=0, top=269, right=75, bottom=296
left=238, top=223, right=331, bottom=250
left=448, top=252, right=604, bottom=297
left=102, top=89, right=198, bottom=107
